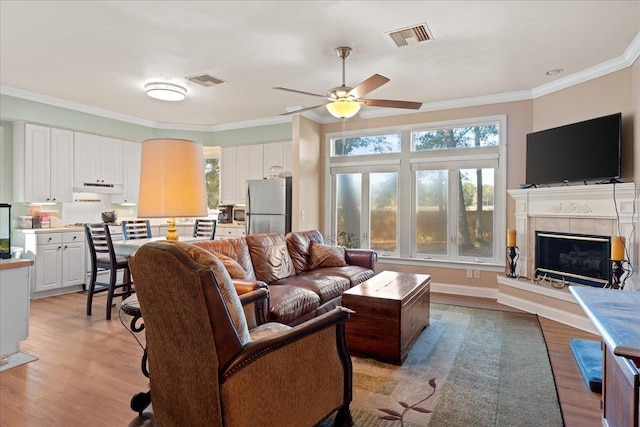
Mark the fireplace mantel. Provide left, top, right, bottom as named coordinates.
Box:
left=508, top=182, right=638, bottom=291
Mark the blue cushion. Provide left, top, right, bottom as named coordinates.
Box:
left=570, top=338, right=602, bottom=393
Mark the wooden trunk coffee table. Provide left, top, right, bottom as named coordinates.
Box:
left=341, top=270, right=431, bottom=365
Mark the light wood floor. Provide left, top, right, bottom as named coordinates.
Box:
left=0, top=292, right=602, bottom=426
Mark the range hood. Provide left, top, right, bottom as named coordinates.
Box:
left=73, top=182, right=123, bottom=194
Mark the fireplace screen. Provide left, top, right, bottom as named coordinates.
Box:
left=535, top=231, right=610, bottom=287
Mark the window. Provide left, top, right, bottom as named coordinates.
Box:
left=332, top=133, right=401, bottom=157
left=204, top=157, right=220, bottom=211
left=326, top=116, right=506, bottom=267
left=332, top=171, right=399, bottom=253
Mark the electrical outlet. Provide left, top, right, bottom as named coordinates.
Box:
left=473, top=270, right=481, bottom=278
left=466, top=269, right=473, bottom=278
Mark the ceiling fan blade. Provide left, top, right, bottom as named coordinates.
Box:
left=360, top=98, right=422, bottom=110
left=280, top=103, right=327, bottom=116
left=273, top=87, right=326, bottom=98
left=348, top=74, right=390, bottom=99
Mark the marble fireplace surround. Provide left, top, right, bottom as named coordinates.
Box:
left=507, top=182, right=638, bottom=291
left=494, top=182, right=638, bottom=332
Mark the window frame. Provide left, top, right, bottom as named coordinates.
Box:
left=324, top=114, right=507, bottom=271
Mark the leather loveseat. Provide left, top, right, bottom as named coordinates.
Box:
left=192, top=230, right=377, bottom=326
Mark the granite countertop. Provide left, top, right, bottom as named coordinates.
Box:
left=570, top=286, right=640, bottom=360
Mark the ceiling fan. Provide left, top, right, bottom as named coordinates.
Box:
left=274, top=47, right=422, bottom=119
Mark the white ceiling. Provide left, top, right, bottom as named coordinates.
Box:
left=1, top=1, right=639, bottom=129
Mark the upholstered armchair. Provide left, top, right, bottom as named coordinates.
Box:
left=128, top=241, right=353, bottom=427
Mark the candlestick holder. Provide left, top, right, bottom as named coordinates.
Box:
left=610, top=259, right=626, bottom=289
left=506, top=246, right=519, bottom=278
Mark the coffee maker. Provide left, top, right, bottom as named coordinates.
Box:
left=217, top=205, right=233, bottom=224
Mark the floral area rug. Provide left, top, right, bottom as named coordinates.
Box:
left=320, top=304, right=563, bottom=427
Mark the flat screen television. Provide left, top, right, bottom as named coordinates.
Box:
left=525, top=112, right=621, bottom=185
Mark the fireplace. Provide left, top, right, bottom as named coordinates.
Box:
left=535, top=231, right=610, bottom=288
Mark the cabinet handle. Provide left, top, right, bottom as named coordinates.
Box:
left=48, top=238, right=52, bottom=242
left=57, top=246, right=62, bottom=250
left=64, top=245, right=68, bottom=250
left=73, top=236, right=77, bottom=240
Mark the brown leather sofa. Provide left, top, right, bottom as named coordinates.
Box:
left=192, top=230, right=377, bottom=326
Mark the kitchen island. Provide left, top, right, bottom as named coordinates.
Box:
left=570, top=286, right=640, bottom=427
left=0, top=258, right=33, bottom=357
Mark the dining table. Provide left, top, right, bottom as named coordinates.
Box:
left=112, top=236, right=212, bottom=257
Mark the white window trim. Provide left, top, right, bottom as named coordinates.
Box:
left=324, top=114, right=508, bottom=270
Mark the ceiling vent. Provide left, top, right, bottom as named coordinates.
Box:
left=186, top=74, right=225, bottom=87
left=386, top=23, right=433, bottom=48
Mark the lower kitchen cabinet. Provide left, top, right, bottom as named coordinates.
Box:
left=215, top=225, right=246, bottom=240
left=14, top=230, right=86, bottom=297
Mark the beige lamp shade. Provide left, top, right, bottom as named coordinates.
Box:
left=137, top=138, right=208, bottom=218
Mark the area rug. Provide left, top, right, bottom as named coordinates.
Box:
left=0, top=352, right=38, bottom=372
left=320, top=304, right=563, bottom=427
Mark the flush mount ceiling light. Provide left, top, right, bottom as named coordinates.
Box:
left=145, top=82, right=187, bottom=101
left=326, top=99, right=361, bottom=119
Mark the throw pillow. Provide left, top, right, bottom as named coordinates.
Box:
left=168, top=241, right=251, bottom=345
left=309, top=241, right=347, bottom=270
left=212, top=252, right=248, bottom=280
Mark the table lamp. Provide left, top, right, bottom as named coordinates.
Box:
left=137, top=138, right=208, bottom=240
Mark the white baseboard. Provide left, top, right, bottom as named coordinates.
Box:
left=497, top=293, right=598, bottom=335
left=431, top=282, right=499, bottom=299
left=430, top=281, right=598, bottom=335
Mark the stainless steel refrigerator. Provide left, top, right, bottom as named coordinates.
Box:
left=246, top=177, right=292, bottom=234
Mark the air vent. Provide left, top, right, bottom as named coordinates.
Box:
left=386, top=23, right=433, bottom=48
left=186, top=74, right=225, bottom=87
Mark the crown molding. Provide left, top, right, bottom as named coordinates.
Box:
left=2, top=30, right=638, bottom=132
left=0, top=85, right=163, bottom=128
left=532, top=29, right=640, bottom=99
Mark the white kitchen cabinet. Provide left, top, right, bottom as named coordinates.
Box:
left=12, top=122, right=74, bottom=203
left=74, top=132, right=123, bottom=186
left=15, top=230, right=85, bottom=296
left=263, top=142, right=284, bottom=175
left=235, top=146, right=250, bottom=204
left=33, top=234, right=62, bottom=292
left=215, top=225, right=246, bottom=240
left=249, top=144, right=264, bottom=180
left=264, top=141, right=293, bottom=176
left=220, top=146, right=237, bottom=205
left=220, top=141, right=292, bottom=205
left=0, top=261, right=31, bottom=357
left=62, top=232, right=85, bottom=287
left=112, top=141, right=141, bottom=204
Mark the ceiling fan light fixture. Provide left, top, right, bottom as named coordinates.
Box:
left=145, top=82, right=187, bottom=101
left=326, top=100, right=361, bottom=119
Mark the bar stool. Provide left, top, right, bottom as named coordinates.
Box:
left=122, top=220, right=152, bottom=240
left=193, top=219, right=216, bottom=239
left=85, top=223, right=134, bottom=320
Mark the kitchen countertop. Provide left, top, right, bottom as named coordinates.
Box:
left=570, top=286, right=640, bottom=361
left=0, top=258, right=34, bottom=270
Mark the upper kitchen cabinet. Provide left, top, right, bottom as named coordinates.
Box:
left=74, top=132, right=123, bottom=190
left=220, top=146, right=237, bottom=205
left=263, top=141, right=293, bottom=176
left=112, top=141, right=141, bottom=204
left=13, top=122, right=74, bottom=203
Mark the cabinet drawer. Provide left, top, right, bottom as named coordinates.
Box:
left=37, top=233, right=62, bottom=245
left=63, top=232, right=85, bottom=243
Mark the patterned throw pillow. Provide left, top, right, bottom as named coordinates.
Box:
left=309, top=241, right=347, bottom=270
left=168, top=241, right=251, bottom=345
left=212, top=252, right=248, bottom=280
